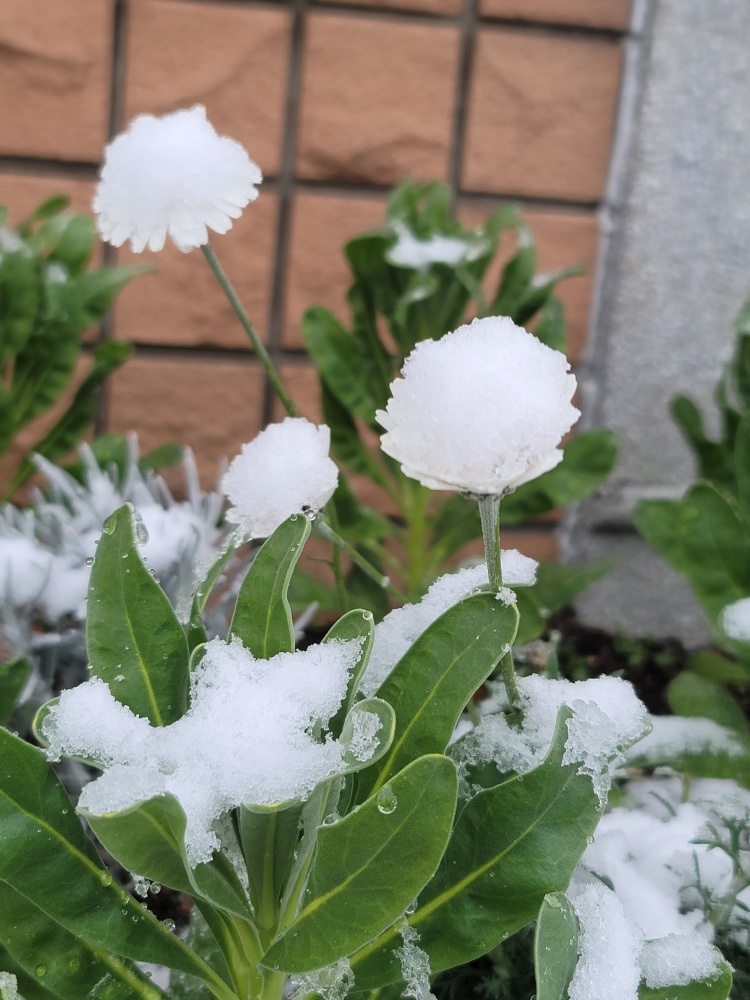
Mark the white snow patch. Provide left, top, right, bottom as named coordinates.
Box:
left=386, top=222, right=488, bottom=272
left=395, top=921, right=436, bottom=1000
left=625, top=715, right=746, bottom=766
left=722, top=596, right=750, bottom=641
left=42, top=636, right=365, bottom=866
left=641, top=932, right=721, bottom=988
left=568, top=883, right=642, bottom=1000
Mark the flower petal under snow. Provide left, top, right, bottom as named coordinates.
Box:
left=377, top=316, right=579, bottom=496
left=94, top=105, right=262, bottom=253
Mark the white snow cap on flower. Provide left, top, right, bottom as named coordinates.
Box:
left=377, top=316, right=579, bottom=495
left=94, top=105, right=262, bottom=253
left=223, top=418, right=339, bottom=538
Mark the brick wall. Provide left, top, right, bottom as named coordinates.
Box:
left=0, top=0, right=631, bottom=557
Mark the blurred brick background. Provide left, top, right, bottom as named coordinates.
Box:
left=0, top=0, right=632, bottom=558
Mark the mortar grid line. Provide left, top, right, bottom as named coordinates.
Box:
left=448, top=0, right=479, bottom=204
left=262, top=0, right=309, bottom=426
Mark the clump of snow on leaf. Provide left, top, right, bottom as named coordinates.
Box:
left=721, top=596, right=750, bottom=641
left=624, top=714, right=745, bottom=767
left=94, top=105, right=262, bottom=253
left=377, top=316, right=579, bottom=495
left=42, top=636, right=364, bottom=866
left=568, top=883, right=642, bottom=1000
left=395, top=922, right=436, bottom=1000
left=457, top=675, right=648, bottom=804
left=640, top=933, right=721, bottom=988
left=291, top=958, right=354, bottom=1000
left=359, top=556, right=536, bottom=697
left=386, top=222, right=488, bottom=273
left=223, top=418, right=338, bottom=538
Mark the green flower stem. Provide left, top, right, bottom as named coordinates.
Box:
left=403, top=479, right=430, bottom=599
left=315, top=515, right=406, bottom=602
left=477, top=494, right=520, bottom=707
left=201, top=241, right=297, bottom=417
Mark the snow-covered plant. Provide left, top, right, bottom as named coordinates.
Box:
left=298, top=177, right=617, bottom=619
left=0, top=195, right=143, bottom=499
left=0, top=437, right=227, bottom=726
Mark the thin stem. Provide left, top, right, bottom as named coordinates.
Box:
left=404, top=479, right=429, bottom=599
left=315, top=516, right=406, bottom=602
left=477, top=494, right=520, bottom=707
left=201, top=241, right=297, bottom=417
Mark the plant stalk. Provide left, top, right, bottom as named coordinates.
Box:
left=477, top=494, right=520, bottom=707
left=201, top=241, right=297, bottom=417
left=315, top=516, right=406, bottom=601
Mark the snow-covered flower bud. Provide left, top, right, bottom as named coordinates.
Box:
left=376, top=316, right=579, bottom=496
left=94, top=105, right=262, bottom=253
left=222, top=418, right=339, bottom=538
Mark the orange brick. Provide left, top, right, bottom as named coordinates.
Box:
left=460, top=202, right=599, bottom=362
left=321, top=0, right=461, bottom=14
left=480, top=0, right=631, bottom=30
left=0, top=0, right=111, bottom=161
left=0, top=174, right=96, bottom=220
left=451, top=529, right=558, bottom=568
left=114, top=194, right=278, bottom=350
left=463, top=30, right=623, bottom=202
left=297, top=14, right=459, bottom=184
left=284, top=193, right=388, bottom=349
left=124, top=0, right=290, bottom=177
left=107, top=354, right=265, bottom=485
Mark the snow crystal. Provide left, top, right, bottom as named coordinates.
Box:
left=568, top=884, right=642, bottom=1000
left=0, top=972, right=17, bottom=1000
left=94, top=105, right=262, bottom=253
left=641, top=932, right=720, bottom=988
left=359, top=556, right=535, bottom=697
left=395, top=922, right=436, bottom=1000
left=721, top=596, right=750, bottom=641
left=386, top=222, right=488, bottom=273
left=42, top=636, right=365, bottom=866
left=223, top=418, right=338, bottom=538
left=376, top=316, right=579, bottom=495
left=459, top=675, right=648, bottom=803
left=291, top=958, right=354, bottom=1000
left=624, top=715, right=745, bottom=766
left=348, top=710, right=383, bottom=762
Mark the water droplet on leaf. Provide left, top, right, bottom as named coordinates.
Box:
left=376, top=786, right=398, bottom=815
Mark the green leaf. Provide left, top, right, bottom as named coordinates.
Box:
left=39, top=214, right=94, bottom=275
left=0, top=658, right=31, bottom=725
left=514, top=265, right=584, bottom=328
left=638, top=957, right=733, bottom=1000
left=687, top=648, right=750, bottom=685
left=534, top=892, right=580, bottom=1000
left=0, top=879, right=169, bottom=1000
left=0, top=251, right=39, bottom=365
left=0, top=728, right=233, bottom=999
left=322, top=383, right=388, bottom=488
left=667, top=672, right=750, bottom=737
left=19, top=194, right=70, bottom=227
left=349, top=711, right=602, bottom=988
left=671, top=396, right=732, bottom=487
left=87, top=503, right=190, bottom=726
left=324, top=608, right=375, bottom=738
left=633, top=484, right=750, bottom=622
left=357, top=593, right=519, bottom=801
left=262, top=754, right=458, bottom=973
left=734, top=412, right=750, bottom=517
left=304, top=307, right=379, bottom=423
left=82, top=793, right=251, bottom=920
left=10, top=340, right=133, bottom=493
left=76, top=265, right=153, bottom=325
left=501, top=430, right=618, bottom=524
left=532, top=295, right=567, bottom=352
left=490, top=238, right=536, bottom=316
left=228, top=514, right=311, bottom=658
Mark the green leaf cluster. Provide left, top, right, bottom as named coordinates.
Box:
left=0, top=196, right=145, bottom=499
left=0, top=505, right=619, bottom=1000
left=295, top=179, right=616, bottom=628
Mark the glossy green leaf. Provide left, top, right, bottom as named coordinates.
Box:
left=532, top=295, right=567, bottom=352
left=76, top=265, right=153, bottom=325
left=0, top=880, right=168, bottom=1000
left=40, top=214, right=94, bottom=274
left=82, top=792, right=251, bottom=919
left=638, top=957, right=733, bottom=1000
left=324, top=608, right=375, bottom=738
left=228, top=514, right=311, bottom=658
left=87, top=503, right=189, bottom=726
left=534, top=892, right=580, bottom=1000
left=687, top=648, right=750, bottom=685
left=358, top=593, right=519, bottom=800
left=0, top=728, right=233, bottom=1000
left=672, top=395, right=733, bottom=488
left=350, top=711, right=601, bottom=988
left=667, top=672, right=750, bottom=736
left=322, top=383, right=388, bottom=488
left=490, top=238, right=536, bottom=316
left=262, top=754, right=457, bottom=973
left=0, top=658, right=31, bottom=725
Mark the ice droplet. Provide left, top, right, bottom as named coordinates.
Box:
left=133, top=512, right=150, bottom=545
left=376, top=785, right=398, bottom=815
left=162, top=918, right=176, bottom=932
left=322, top=812, right=341, bottom=826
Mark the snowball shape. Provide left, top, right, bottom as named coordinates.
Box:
left=94, top=105, right=262, bottom=253
left=223, top=418, right=339, bottom=538
left=377, top=316, right=579, bottom=495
